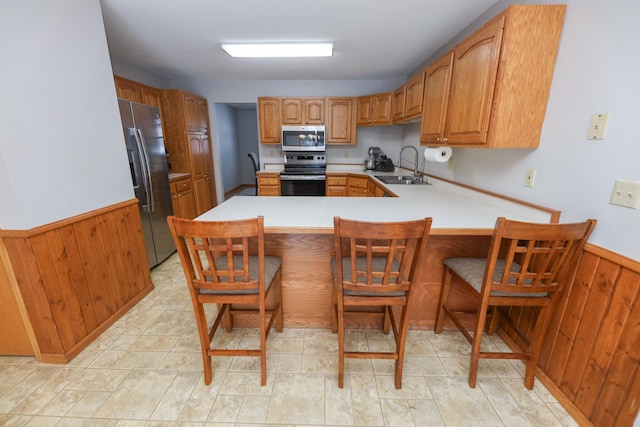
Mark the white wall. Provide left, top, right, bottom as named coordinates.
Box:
left=402, top=0, right=640, bottom=261
left=0, top=0, right=132, bottom=230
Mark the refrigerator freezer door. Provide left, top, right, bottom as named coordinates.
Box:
left=131, top=102, right=175, bottom=266
left=119, top=99, right=175, bottom=268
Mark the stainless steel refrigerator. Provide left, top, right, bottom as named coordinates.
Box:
left=118, top=99, right=175, bottom=269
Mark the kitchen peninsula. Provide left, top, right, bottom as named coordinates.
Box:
left=198, top=172, right=560, bottom=329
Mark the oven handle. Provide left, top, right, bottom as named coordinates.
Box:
left=280, top=175, right=326, bottom=181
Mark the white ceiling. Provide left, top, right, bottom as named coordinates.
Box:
left=100, top=0, right=500, bottom=81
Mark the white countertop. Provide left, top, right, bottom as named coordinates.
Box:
left=198, top=167, right=557, bottom=234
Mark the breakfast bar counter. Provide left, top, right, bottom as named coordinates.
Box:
left=197, top=175, right=560, bottom=329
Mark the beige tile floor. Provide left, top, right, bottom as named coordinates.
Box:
left=0, top=254, right=579, bottom=426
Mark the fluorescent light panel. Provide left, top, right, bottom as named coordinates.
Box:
left=221, top=42, right=333, bottom=58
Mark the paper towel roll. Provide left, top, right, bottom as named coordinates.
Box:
left=424, top=146, right=452, bottom=162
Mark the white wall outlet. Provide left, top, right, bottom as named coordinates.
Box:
left=609, top=179, right=640, bottom=209
left=587, top=113, right=610, bottom=140
left=524, top=168, right=537, bottom=187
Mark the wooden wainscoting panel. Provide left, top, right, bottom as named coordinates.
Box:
left=0, top=200, right=154, bottom=362
left=499, top=243, right=640, bottom=427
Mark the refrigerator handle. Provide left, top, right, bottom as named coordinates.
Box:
left=136, top=128, right=155, bottom=212
left=132, top=128, right=153, bottom=213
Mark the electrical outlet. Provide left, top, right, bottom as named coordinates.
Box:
left=269, top=150, right=275, bottom=157
left=609, top=179, right=640, bottom=209
left=524, top=168, right=537, bottom=187
left=343, top=150, right=349, bottom=158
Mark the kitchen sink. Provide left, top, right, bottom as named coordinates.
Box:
left=374, top=175, right=428, bottom=185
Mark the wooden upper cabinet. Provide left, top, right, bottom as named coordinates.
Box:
left=420, top=52, right=454, bottom=144
left=182, top=94, right=200, bottom=132
left=403, top=71, right=425, bottom=119
left=357, top=93, right=392, bottom=126
left=421, top=4, right=566, bottom=148
left=282, top=98, right=303, bottom=124
left=140, top=85, right=162, bottom=109
left=257, top=97, right=281, bottom=144
left=281, top=97, right=325, bottom=125
left=161, top=89, right=209, bottom=134
left=445, top=16, right=504, bottom=145
left=114, top=75, right=143, bottom=103
left=392, top=86, right=406, bottom=122
left=304, top=98, right=325, bottom=124
left=196, top=98, right=209, bottom=133
left=392, top=71, right=424, bottom=123
left=326, top=97, right=357, bottom=145
left=356, top=96, right=373, bottom=125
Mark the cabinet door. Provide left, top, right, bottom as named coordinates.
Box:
left=201, top=136, right=217, bottom=207
left=304, top=98, right=325, bottom=124
left=404, top=71, right=425, bottom=118
left=372, top=93, right=393, bottom=124
left=188, top=134, right=205, bottom=176
left=178, top=188, right=196, bottom=219
left=392, top=86, right=406, bottom=121
left=183, top=93, right=199, bottom=132
left=193, top=176, right=211, bottom=216
left=114, top=76, right=142, bottom=103
left=258, top=97, right=281, bottom=144
left=445, top=17, right=504, bottom=145
left=196, top=97, right=209, bottom=133
left=140, top=84, right=161, bottom=109
left=356, top=96, right=372, bottom=125
left=420, top=52, right=454, bottom=144
left=282, top=98, right=303, bottom=124
left=326, top=98, right=356, bottom=145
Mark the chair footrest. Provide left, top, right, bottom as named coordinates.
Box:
left=345, top=351, right=398, bottom=360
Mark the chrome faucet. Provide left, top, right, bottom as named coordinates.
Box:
left=398, top=145, right=420, bottom=177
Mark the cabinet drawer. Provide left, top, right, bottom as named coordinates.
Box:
left=174, top=179, right=191, bottom=192
left=327, top=176, right=347, bottom=186
left=347, top=187, right=368, bottom=197
left=259, top=186, right=280, bottom=196
left=347, top=177, right=368, bottom=188
left=258, top=176, right=280, bottom=186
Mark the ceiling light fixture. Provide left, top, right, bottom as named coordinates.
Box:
left=221, top=42, right=334, bottom=58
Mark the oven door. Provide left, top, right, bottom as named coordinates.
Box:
left=280, top=175, right=326, bottom=196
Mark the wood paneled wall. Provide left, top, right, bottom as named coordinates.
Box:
left=0, top=200, right=154, bottom=363
left=499, top=244, right=640, bottom=427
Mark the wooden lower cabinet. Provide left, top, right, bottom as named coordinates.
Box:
left=326, top=174, right=347, bottom=196
left=346, top=176, right=368, bottom=197
left=257, top=172, right=281, bottom=196
left=170, top=178, right=196, bottom=219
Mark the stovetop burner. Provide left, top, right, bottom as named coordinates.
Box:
left=281, top=167, right=326, bottom=176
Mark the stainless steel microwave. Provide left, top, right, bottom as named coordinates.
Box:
left=281, top=125, right=325, bottom=152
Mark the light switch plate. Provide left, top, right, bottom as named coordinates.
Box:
left=609, top=179, right=640, bottom=209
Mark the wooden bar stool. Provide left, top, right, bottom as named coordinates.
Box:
left=167, top=215, right=283, bottom=386
left=434, top=217, right=596, bottom=389
left=331, top=216, right=432, bottom=389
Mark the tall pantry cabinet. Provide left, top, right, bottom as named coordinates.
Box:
left=161, top=90, right=217, bottom=216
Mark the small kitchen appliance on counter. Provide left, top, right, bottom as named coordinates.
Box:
left=364, top=147, right=382, bottom=170
left=364, top=146, right=394, bottom=172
